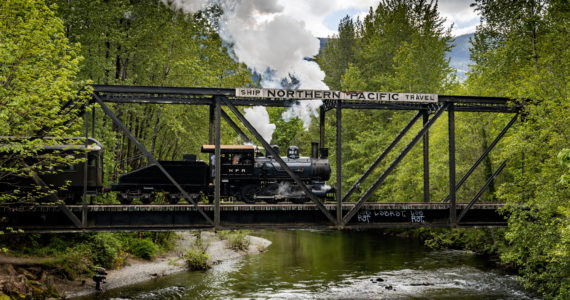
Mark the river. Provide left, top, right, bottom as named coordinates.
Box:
left=85, top=230, right=537, bottom=299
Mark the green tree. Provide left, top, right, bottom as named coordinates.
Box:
left=318, top=0, right=454, bottom=201
left=316, top=16, right=358, bottom=90
left=0, top=0, right=88, bottom=202
left=467, top=1, right=569, bottom=298
left=49, top=0, right=252, bottom=186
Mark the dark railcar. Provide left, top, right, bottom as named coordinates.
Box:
left=111, top=156, right=209, bottom=204
left=0, top=137, right=104, bottom=203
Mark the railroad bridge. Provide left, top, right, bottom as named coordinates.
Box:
left=1, top=86, right=522, bottom=232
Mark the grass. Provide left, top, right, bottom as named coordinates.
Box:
left=216, top=230, right=251, bottom=251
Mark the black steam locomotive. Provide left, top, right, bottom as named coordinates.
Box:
left=111, top=142, right=332, bottom=204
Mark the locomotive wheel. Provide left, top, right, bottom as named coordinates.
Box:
left=240, top=184, right=258, bottom=204
left=290, top=197, right=310, bottom=204
left=166, top=194, right=180, bottom=204
left=118, top=194, right=133, bottom=205
left=140, top=194, right=154, bottom=205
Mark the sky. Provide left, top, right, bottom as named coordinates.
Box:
left=277, top=0, right=479, bottom=37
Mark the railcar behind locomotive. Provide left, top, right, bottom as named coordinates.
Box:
left=0, top=138, right=104, bottom=203
left=111, top=142, right=333, bottom=204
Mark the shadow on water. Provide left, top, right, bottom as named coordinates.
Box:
left=83, top=230, right=536, bottom=299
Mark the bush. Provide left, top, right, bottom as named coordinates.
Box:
left=184, top=249, right=210, bottom=271
left=90, top=233, right=123, bottom=268
left=217, top=230, right=250, bottom=251
left=129, top=238, right=158, bottom=260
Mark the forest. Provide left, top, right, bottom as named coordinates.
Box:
left=0, top=0, right=568, bottom=299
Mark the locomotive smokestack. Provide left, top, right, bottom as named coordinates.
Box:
left=311, top=142, right=319, bottom=159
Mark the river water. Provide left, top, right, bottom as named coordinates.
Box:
left=90, top=230, right=536, bottom=299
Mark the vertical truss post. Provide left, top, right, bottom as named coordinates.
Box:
left=82, top=110, right=88, bottom=228
left=448, top=103, right=457, bottom=225
left=443, top=113, right=518, bottom=202
left=92, top=109, right=95, bottom=138
left=336, top=101, right=342, bottom=227
left=222, top=97, right=337, bottom=225
left=342, top=104, right=447, bottom=225
left=209, top=103, right=215, bottom=144
left=214, top=97, right=221, bottom=228
left=320, top=106, right=326, bottom=148
left=423, top=110, right=430, bottom=203
left=93, top=94, right=214, bottom=226
left=457, top=160, right=507, bottom=223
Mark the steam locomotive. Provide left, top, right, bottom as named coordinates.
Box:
left=111, top=142, right=332, bottom=204
left=0, top=138, right=332, bottom=204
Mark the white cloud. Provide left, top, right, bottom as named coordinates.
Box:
left=436, top=0, right=479, bottom=36
left=276, top=0, right=478, bottom=37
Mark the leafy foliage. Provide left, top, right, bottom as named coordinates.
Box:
left=0, top=0, right=90, bottom=202
left=128, top=238, right=158, bottom=260
left=184, top=248, right=210, bottom=271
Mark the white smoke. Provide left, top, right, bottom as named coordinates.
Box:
left=161, top=0, right=328, bottom=133
left=244, top=106, right=276, bottom=143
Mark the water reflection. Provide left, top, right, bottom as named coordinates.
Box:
left=86, top=230, right=535, bottom=300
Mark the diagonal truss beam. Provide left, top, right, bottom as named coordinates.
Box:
left=342, top=111, right=422, bottom=202
left=221, top=109, right=251, bottom=144
left=222, top=97, right=337, bottom=225
left=342, top=103, right=448, bottom=225
left=93, top=94, right=214, bottom=226
left=443, top=113, right=518, bottom=203
left=457, top=159, right=508, bottom=223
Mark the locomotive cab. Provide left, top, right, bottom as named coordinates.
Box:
left=201, top=145, right=255, bottom=178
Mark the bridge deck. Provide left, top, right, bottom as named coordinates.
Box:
left=1, top=203, right=507, bottom=232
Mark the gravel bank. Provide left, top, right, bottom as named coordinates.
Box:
left=65, top=231, right=271, bottom=299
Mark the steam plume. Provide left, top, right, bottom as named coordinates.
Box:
left=161, top=0, right=327, bottom=134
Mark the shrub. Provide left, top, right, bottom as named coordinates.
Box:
left=89, top=233, right=122, bottom=268
left=218, top=230, right=250, bottom=251
left=185, top=249, right=210, bottom=271
left=129, top=238, right=158, bottom=260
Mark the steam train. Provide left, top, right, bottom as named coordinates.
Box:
left=111, top=142, right=332, bottom=204
left=0, top=138, right=332, bottom=204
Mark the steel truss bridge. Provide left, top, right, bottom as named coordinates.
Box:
left=1, top=85, right=522, bottom=232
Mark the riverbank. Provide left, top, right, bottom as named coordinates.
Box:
left=0, top=231, right=271, bottom=299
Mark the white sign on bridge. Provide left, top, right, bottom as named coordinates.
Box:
left=235, top=88, right=437, bottom=103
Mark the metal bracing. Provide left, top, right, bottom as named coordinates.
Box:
left=92, top=85, right=521, bottom=113
left=448, top=103, right=457, bottom=225
left=422, top=110, right=430, bottom=203
left=209, top=103, right=215, bottom=144
left=221, top=109, right=252, bottom=144
left=92, top=94, right=215, bottom=226
left=443, top=113, right=519, bottom=203
left=336, top=101, right=342, bottom=226
left=214, top=97, right=221, bottom=227
left=342, top=104, right=448, bottom=225
left=222, top=97, right=337, bottom=225
left=341, top=111, right=422, bottom=203
left=320, top=106, right=326, bottom=148
left=457, top=160, right=508, bottom=223
left=82, top=111, right=89, bottom=227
